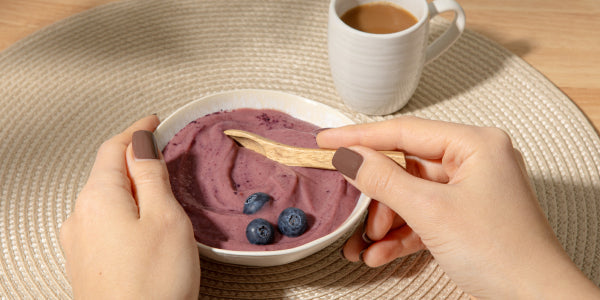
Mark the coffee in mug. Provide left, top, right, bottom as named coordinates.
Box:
left=340, top=1, right=418, bottom=34
left=328, top=0, right=466, bottom=115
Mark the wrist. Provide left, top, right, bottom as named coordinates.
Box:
left=514, top=250, right=600, bottom=299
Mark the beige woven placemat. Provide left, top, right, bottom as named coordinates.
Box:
left=1, top=0, right=599, bottom=298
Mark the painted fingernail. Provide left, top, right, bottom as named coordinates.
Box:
left=362, top=231, right=374, bottom=244
left=361, top=211, right=374, bottom=244
left=332, top=147, right=363, bottom=180
left=339, top=247, right=347, bottom=260
left=312, top=127, right=330, bottom=136
left=359, top=249, right=366, bottom=263
left=132, top=130, right=159, bottom=160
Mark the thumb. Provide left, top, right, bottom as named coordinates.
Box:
left=127, top=130, right=179, bottom=218
left=332, top=146, right=443, bottom=225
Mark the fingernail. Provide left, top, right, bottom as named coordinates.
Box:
left=339, top=247, right=347, bottom=261
left=361, top=211, right=373, bottom=244
left=359, top=249, right=366, bottom=263
left=312, top=127, right=330, bottom=137
left=361, top=231, right=374, bottom=244
left=132, top=130, right=159, bottom=160
left=332, top=147, right=363, bottom=180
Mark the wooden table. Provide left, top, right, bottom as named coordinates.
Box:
left=2, top=0, right=599, bottom=130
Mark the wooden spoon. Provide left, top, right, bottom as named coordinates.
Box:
left=224, top=129, right=405, bottom=170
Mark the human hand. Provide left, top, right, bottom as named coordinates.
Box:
left=317, top=116, right=600, bottom=299
left=59, top=115, right=200, bottom=299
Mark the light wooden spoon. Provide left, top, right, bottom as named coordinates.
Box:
left=224, top=129, right=405, bottom=170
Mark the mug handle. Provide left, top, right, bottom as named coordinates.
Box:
left=425, top=0, right=466, bottom=64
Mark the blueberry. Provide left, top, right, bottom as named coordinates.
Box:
left=245, top=218, right=275, bottom=245
left=277, top=207, right=308, bottom=237
left=243, top=192, right=272, bottom=215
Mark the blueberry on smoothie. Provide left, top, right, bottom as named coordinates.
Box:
left=243, top=192, right=272, bottom=215
left=277, top=207, right=308, bottom=237
left=246, top=218, right=275, bottom=245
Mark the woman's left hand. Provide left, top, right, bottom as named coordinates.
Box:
left=59, top=115, right=200, bottom=299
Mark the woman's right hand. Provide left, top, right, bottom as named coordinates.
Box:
left=317, top=116, right=600, bottom=299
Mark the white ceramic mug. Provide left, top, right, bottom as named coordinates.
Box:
left=328, top=0, right=466, bottom=115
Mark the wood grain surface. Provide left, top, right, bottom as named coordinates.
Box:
left=1, top=0, right=599, bottom=130
left=224, top=129, right=407, bottom=170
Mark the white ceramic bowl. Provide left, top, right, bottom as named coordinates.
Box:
left=154, top=89, right=370, bottom=266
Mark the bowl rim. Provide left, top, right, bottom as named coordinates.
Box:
left=154, top=89, right=370, bottom=265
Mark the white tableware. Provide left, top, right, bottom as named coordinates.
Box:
left=154, top=89, right=370, bottom=266
left=328, top=0, right=466, bottom=115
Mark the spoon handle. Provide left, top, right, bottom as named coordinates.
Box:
left=375, top=151, right=406, bottom=168
left=223, top=129, right=406, bottom=170
left=274, top=147, right=406, bottom=170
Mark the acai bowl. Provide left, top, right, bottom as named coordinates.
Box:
left=154, top=89, right=370, bottom=266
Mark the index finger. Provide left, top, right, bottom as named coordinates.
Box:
left=87, top=115, right=160, bottom=187
left=316, top=116, right=479, bottom=160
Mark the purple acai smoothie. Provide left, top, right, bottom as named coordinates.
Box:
left=162, top=108, right=360, bottom=251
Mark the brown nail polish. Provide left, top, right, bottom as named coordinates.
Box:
left=132, top=130, right=159, bottom=160
left=361, top=211, right=374, bottom=244
left=332, top=147, right=363, bottom=180
left=361, top=231, right=374, bottom=244
left=359, top=249, right=366, bottom=263
left=339, top=247, right=347, bottom=260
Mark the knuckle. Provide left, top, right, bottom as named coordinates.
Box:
left=360, top=161, right=398, bottom=200
left=479, top=127, right=513, bottom=147
left=72, top=188, right=96, bottom=213
left=97, top=139, right=116, bottom=157
left=132, top=166, right=169, bottom=187
left=87, top=173, right=130, bottom=192
left=74, top=186, right=105, bottom=212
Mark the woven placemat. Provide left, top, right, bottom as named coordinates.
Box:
left=1, top=0, right=599, bottom=298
